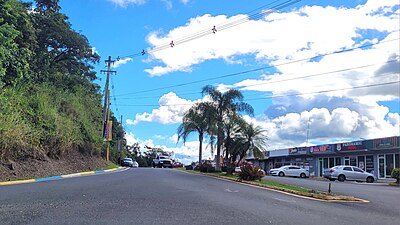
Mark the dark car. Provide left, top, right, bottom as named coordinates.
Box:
left=121, top=158, right=134, bottom=167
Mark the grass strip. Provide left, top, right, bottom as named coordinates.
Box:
left=177, top=168, right=364, bottom=202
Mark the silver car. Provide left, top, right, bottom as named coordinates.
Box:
left=269, top=165, right=309, bottom=178
left=323, top=165, right=376, bottom=183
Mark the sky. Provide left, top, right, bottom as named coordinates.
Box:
left=58, top=0, right=400, bottom=164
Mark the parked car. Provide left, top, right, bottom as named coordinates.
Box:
left=121, top=158, right=134, bottom=167
left=269, top=165, right=309, bottom=178
left=234, top=166, right=265, bottom=175
left=132, top=160, right=139, bottom=168
left=323, top=165, right=376, bottom=183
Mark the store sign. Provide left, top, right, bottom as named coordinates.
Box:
left=288, top=147, right=309, bottom=155
left=374, top=137, right=398, bottom=149
left=310, top=145, right=333, bottom=153
left=336, top=141, right=365, bottom=151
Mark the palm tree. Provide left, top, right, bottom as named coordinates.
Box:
left=177, top=102, right=214, bottom=165
left=233, top=122, right=268, bottom=165
left=222, top=115, right=245, bottom=162
left=201, top=85, right=254, bottom=171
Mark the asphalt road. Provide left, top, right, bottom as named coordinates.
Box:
left=0, top=168, right=399, bottom=225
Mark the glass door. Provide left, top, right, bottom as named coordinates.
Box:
left=378, top=155, right=385, bottom=179
left=385, top=154, right=394, bottom=178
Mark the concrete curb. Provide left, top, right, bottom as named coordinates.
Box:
left=0, top=167, right=125, bottom=186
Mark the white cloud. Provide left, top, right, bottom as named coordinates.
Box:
left=91, top=47, right=98, bottom=55
left=145, top=0, right=399, bottom=77
left=132, top=92, right=199, bottom=124
left=108, top=0, right=146, bottom=7
left=242, top=99, right=400, bottom=150
left=112, top=57, right=132, bottom=68
left=169, top=134, right=179, bottom=143
left=126, top=119, right=135, bottom=125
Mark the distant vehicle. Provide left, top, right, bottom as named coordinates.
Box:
left=132, top=160, right=139, bottom=168
left=173, top=162, right=184, bottom=168
left=153, top=155, right=173, bottom=168
left=269, top=165, right=309, bottom=178
left=121, top=158, right=134, bottom=167
left=234, top=166, right=265, bottom=175
left=323, top=165, right=376, bottom=183
left=234, top=167, right=241, bottom=173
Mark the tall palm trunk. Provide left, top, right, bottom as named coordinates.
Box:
left=198, top=132, right=203, bottom=165
left=215, top=134, right=223, bottom=171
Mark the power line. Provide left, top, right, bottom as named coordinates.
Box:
left=112, top=59, right=397, bottom=100
left=116, top=80, right=399, bottom=107
left=117, top=0, right=301, bottom=59
left=247, top=80, right=399, bottom=101
left=110, top=75, right=120, bottom=120
left=115, top=38, right=399, bottom=97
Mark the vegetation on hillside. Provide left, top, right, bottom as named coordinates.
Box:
left=0, top=0, right=125, bottom=163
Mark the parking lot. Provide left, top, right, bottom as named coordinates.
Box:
left=263, top=175, right=399, bottom=210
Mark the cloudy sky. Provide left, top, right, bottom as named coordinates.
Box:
left=60, top=0, right=399, bottom=164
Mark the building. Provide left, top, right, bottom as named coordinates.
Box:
left=252, top=136, right=400, bottom=179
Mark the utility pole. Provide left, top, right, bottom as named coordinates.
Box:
left=101, top=56, right=116, bottom=161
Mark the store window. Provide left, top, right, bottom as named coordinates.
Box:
left=350, top=156, right=357, bottom=166
left=358, top=156, right=365, bottom=170
left=366, top=155, right=374, bottom=173
left=386, top=154, right=394, bottom=177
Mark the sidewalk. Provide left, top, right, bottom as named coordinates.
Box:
left=0, top=167, right=125, bottom=186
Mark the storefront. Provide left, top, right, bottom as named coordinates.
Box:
left=287, top=147, right=315, bottom=176
left=335, top=141, right=375, bottom=173
left=251, top=136, right=399, bottom=179
left=369, top=137, right=400, bottom=179
left=310, top=144, right=338, bottom=177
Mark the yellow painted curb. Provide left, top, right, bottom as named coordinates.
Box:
left=0, top=179, right=36, bottom=186
left=79, top=171, right=96, bottom=175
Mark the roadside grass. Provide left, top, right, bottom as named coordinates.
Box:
left=176, top=168, right=365, bottom=202
left=104, top=163, right=119, bottom=170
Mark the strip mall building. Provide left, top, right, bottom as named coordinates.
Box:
left=250, top=136, right=400, bottom=179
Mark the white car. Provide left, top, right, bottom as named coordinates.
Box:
left=132, top=160, right=139, bottom=168
left=269, top=165, right=309, bottom=178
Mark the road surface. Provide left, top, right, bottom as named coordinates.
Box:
left=0, top=168, right=398, bottom=225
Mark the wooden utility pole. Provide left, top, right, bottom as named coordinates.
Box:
left=101, top=56, right=116, bottom=161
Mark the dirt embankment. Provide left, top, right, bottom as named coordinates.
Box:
left=0, top=151, right=112, bottom=182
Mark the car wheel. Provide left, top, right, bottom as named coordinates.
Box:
left=338, top=174, right=346, bottom=182
left=328, top=178, right=335, bottom=181
left=366, top=176, right=374, bottom=183
left=278, top=172, right=285, bottom=177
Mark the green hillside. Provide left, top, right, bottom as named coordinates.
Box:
left=0, top=0, right=125, bottom=179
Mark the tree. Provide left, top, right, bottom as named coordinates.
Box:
left=177, top=102, right=214, bottom=165
left=30, top=0, right=100, bottom=87
left=0, top=0, right=36, bottom=87
left=232, top=122, right=268, bottom=165
left=201, top=85, right=254, bottom=171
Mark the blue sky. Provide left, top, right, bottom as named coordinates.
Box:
left=59, top=0, right=399, bottom=163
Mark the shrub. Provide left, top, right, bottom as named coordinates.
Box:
left=199, top=163, right=215, bottom=173
left=238, top=164, right=265, bottom=181
left=391, top=168, right=400, bottom=183
left=185, top=165, right=193, bottom=170
left=224, top=163, right=236, bottom=175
